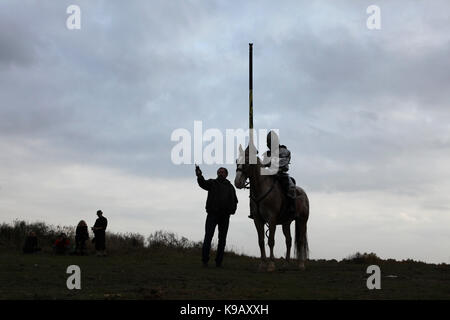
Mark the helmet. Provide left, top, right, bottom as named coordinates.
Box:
left=266, top=130, right=279, bottom=149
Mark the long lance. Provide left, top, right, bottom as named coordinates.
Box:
left=249, top=43, right=254, bottom=148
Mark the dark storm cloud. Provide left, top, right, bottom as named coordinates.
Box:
left=1, top=0, right=450, bottom=187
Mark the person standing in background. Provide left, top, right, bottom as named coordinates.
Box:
left=75, top=220, right=89, bottom=255
left=92, top=210, right=108, bottom=256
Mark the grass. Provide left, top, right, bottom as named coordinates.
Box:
left=0, top=221, right=449, bottom=300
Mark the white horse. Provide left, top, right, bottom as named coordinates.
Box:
left=234, top=145, right=309, bottom=270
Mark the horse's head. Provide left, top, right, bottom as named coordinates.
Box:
left=234, top=144, right=259, bottom=189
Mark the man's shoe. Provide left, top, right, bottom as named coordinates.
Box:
left=202, top=262, right=208, bottom=268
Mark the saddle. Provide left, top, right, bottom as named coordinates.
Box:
left=250, top=175, right=300, bottom=224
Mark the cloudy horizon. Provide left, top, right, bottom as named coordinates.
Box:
left=1, top=0, right=450, bottom=264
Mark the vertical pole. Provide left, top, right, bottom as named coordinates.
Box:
left=249, top=43, right=254, bottom=147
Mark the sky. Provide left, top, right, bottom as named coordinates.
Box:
left=1, top=0, right=449, bottom=263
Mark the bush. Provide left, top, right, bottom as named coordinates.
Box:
left=0, top=220, right=73, bottom=251
left=105, top=232, right=145, bottom=254
left=147, top=230, right=202, bottom=251
left=0, top=220, right=201, bottom=255
left=342, top=252, right=382, bottom=264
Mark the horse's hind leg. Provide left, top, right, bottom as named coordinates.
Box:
left=268, top=223, right=276, bottom=260
left=282, top=223, right=292, bottom=262
left=295, top=217, right=308, bottom=270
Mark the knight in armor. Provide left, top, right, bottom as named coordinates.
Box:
left=249, top=130, right=297, bottom=219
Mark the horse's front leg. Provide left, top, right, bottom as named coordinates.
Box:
left=267, top=223, right=276, bottom=271
left=254, top=218, right=266, bottom=261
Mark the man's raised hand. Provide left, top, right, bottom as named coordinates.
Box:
left=195, top=164, right=202, bottom=177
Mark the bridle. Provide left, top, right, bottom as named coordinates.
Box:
left=235, top=162, right=250, bottom=189
left=236, top=159, right=277, bottom=199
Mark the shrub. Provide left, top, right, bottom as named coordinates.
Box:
left=104, top=232, right=145, bottom=254
left=343, top=252, right=382, bottom=264
left=147, top=230, right=202, bottom=251
left=0, top=220, right=201, bottom=255
left=0, top=220, right=73, bottom=250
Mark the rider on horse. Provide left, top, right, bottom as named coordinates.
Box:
left=248, top=130, right=297, bottom=219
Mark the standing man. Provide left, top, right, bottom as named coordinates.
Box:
left=196, top=166, right=238, bottom=268
left=92, top=210, right=108, bottom=256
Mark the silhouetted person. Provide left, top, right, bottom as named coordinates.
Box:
left=92, top=210, right=107, bottom=256
left=196, top=166, right=238, bottom=268
left=54, top=233, right=70, bottom=255
left=75, top=220, right=89, bottom=255
left=23, top=231, right=41, bottom=254
left=249, top=130, right=297, bottom=219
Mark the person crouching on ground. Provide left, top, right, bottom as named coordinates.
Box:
left=54, top=233, right=70, bottom=255
left=23, top=231, right=41, bottom=254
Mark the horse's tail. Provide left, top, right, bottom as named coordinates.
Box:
left=294, top=194, right=309, bottom=261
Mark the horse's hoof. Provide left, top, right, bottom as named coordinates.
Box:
left=267, top=261, right=276, bottom=272
left=280, top=258, right=290, bottom=268
left=258, top=262, right=266, bottom=272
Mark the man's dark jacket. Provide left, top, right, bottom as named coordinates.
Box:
left=197, top=175, right=238, bottom=215
left=94, top=216, right=108, bottom=234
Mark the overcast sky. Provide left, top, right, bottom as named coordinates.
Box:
left=1, top=0, right=449, bottom=263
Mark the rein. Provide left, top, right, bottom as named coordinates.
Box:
left=249, top=178, right=276, bottom=239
